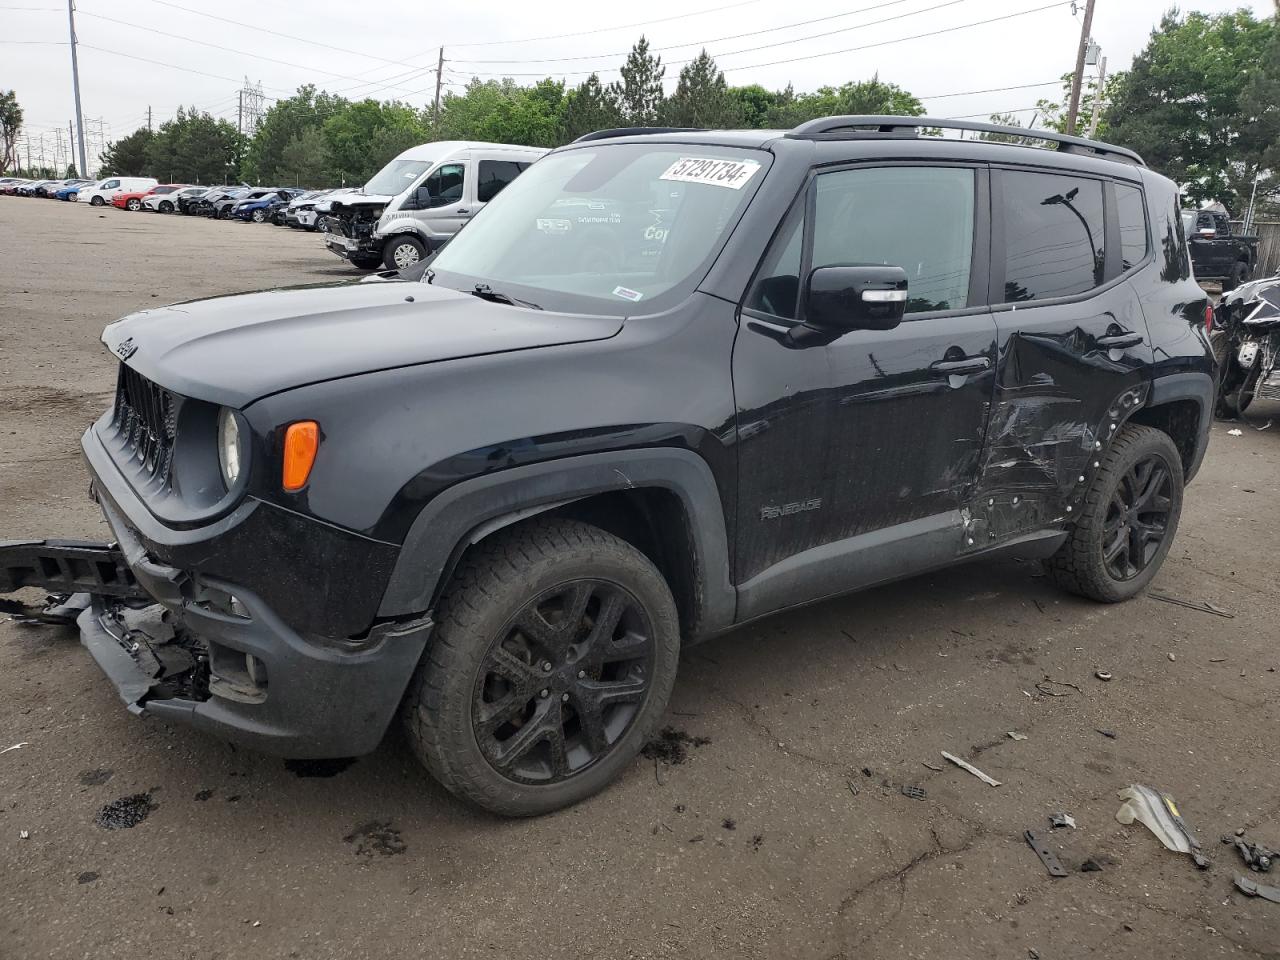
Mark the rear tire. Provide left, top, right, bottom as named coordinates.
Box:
left=126, top=198, right=141, bottom=211
left=402, top=518, right=680, bottom=817
left=1048, top=424, right=1184, bottom=603
left=158, top=200, right=173, bottom=213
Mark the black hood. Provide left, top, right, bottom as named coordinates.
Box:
left=102, top=280, right=622, bottom=409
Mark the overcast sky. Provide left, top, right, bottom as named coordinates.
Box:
left=3, top=0, right=1272, bottom=166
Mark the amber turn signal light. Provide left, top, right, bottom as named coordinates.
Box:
left=282, top=421, right=319, bottom=492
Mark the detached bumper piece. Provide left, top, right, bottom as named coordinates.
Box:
left=0, top=539, right=148, bottom=624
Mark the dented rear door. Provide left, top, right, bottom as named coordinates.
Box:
left=976, top=166, right=1154, bottom=545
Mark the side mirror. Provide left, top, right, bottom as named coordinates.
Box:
left=804, top=264, right=908, bottom=332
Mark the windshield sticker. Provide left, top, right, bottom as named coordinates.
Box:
left=612, top=286, right=643, bottom=302
left=536, top=218, right=572, bottom=234
left=660, top=157, right=761, bottom=190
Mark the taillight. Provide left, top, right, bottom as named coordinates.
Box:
left=1205, top=302, right=1214, bottom=333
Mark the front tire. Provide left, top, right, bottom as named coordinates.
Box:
left=1048, top=424, right=1184, bottom=602
left=251, top=208, right=266, bottom=223
left=1223, top=261, right=1249, bottom=292
left=90, top=195, right=105, bottom=206
left=384, top=235, right=427, bottom=271
left=403, top=518, right=681, bottom=817
left=126, top=198, right=141, bottom=211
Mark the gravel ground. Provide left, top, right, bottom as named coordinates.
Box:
left=1, top=198, right=1278, bottom=960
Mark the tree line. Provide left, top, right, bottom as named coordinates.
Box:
left=94, top=37, right=923, bottom=187
left=8, top=9, right=1277, bottom=218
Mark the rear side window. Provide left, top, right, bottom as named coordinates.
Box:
left=1115, top=183, right=1149, bottom=271
left=1002, top=171, right=1105, bottom=302
left=811, top=166, right=976, bottom=315
left=477, top=160, right=525, bottom=203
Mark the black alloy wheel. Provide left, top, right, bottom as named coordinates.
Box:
left=472, top=579, right=655, bottom=784
left=1101, top=455, right=1173, bottom=581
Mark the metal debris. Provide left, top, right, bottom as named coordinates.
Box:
left=1115, top=784, right=1209, bottom=869
left=1222, top=833, right=1276, bottom=873
left=941, top=751, right=1001, bottom=787
left=901, top=785, right=928, bottom=801
left=1025, top=830, right=1068, bottom=877
left=1095, top=671, right=1113, bottom=681
left=1096, top=729, right=1117, bottom=739
left=1235, top=875, right=1280, bottom=903
left=1035, top=676, right=1083, bottom=697
left=1080, top=859, right=1103, bottom=872
left=1050, top=812, right=1077, bottom=829
left=1147, top=593, right=1235, bottom=619
left=1007, top=732, right=1028, bottom=741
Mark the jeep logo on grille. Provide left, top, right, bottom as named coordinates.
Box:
left=114, top=337, right=138, bottom=360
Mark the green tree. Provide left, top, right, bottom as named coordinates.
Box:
left=610, top=36, right=665, bottom=125
left=1238, top=21, right=1280, bottom=218
left=243, top=85, right=348, bottom=184
left=323, top=99, right=428, bottom=185
left=64, top=163, right=79, bottom=178
left=1104, top=9, right=1276, bottom=210
left=1034, top=71, right=1115, bottom=137
left=661, top=50, right=739, bottom=128
left=143, top=108, right=242, bottom=183
left=727, top=84, right=781, bottom=129
left=1, top=90, right=22, bottom=173
left=559, top=73, right=624, bottom=141
left=278, top=127, right=332, bottom=187
left=99, top=127, right=155, bottom=176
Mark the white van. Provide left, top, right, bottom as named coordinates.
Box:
left=79, top=176, right=159, bottom=207
left=323, top=141, right=547, bottom=270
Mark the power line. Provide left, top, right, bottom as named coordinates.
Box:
left=450, top=0, right=769, bottom=47
left=451, top=0, right=930, bottom=64
left=455, top=1, right=1071, bottom=77
left=920, top=79, right=1062, bottom=100
left=78, top=42, right=290, bottom=92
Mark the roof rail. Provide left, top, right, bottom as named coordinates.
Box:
left=785, top=115, right=1145, bottom=166
left=573, top=126, right=705, bottom=143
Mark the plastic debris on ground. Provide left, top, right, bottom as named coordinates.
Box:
left=1222, top=832, right=1276, bottom=873
left=1235, top=876, right=1280, bottom=903
left=1115, top=784, right=1209, bottom=869
left=1227, top=428, right=1243, bottom=436
left=1007, top=732, right=1028, bottom=741
left=1049, top=812, right=1076, bottom=829
left=1, top=742, right=27, bottom=754
left=941, top=751, right=1001, bottom=787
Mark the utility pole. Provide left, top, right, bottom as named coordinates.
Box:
left=432, top=47, right=444, bottom=133
left=67, top=0, right=89, bottom=176
left=1087, top=56, right=1107, bottom=139
left=1065, top=0, right=1097, bottom=136
left=147, top=106, right=152, bottom=132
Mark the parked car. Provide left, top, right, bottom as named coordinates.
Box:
left=0, top=117, right=1216, bottom=817
left=231, top=188, right=306, bottom=223
left=139, top=184, right=191, bottom=213
left=280, top=190, right=331, bottom=230
left=189, top=186, right=246, bottom=217
left=0, top=177, right=32, bottom=195
left=212, top=187, right=274, bottom=219
left=80, top=177, right=159, bottom=207
left=17, top=179, right=58, bottom=197
left=53, top=179, right=93, bottom=200
left=1183, top=208, right=1259, bottom=290
left=174, top=186, right=210, bottom=214
left=114, top=184, right=179, bottom=211
left=324, top=141, right=547, bottom=270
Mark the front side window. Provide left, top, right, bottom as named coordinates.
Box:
left=1002, top=171, right=1105, bottom=302
left=746, top=211, right=804, bottom=320
left=424, top=162, right=466, bottom=207
left=477, top=160, right=525, bottom=202
left=103, top=180, right=119, bottom=189
left=1115, top=183, right=1149, bottom=271
left=429, top=144, right=769, bottom=314
left=812, top=166, right=976, bottom=315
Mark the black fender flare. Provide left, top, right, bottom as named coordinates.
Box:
left=1148, top=371, right=1215, bottom=482
left=376, top=448, right=736, bottom=636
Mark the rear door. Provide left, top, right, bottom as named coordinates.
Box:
left=978, top=166, right=1154, bottom=543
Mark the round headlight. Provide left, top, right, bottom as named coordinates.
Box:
left=217, top=408, right=243, bottom=488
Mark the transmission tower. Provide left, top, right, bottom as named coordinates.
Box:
left=239, top=78, right=266, bottom=137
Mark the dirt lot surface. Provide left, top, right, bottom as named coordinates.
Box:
left=1, top=198, right=1278, bottom=960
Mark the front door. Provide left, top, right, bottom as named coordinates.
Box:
left=420, top=159, right=471, bottom=239
left=732, top=163, right=996, bottom=618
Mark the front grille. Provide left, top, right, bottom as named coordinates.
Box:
left=112, top=364, right=177, bottom=485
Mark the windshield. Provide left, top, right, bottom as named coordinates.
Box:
left=429, top=144, right=770, bottom=313
left=364, top=158, right=432, bottom=196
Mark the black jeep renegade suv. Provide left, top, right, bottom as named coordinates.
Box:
left=1, top=117, right=1215, bottom=816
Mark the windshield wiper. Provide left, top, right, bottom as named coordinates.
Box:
left=469, top=283, right=542, bottom=310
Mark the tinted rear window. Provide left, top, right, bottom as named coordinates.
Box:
left=1115, top=184, right=1148, bottom=271
left=1002, top=171, right=1105, bottom=302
